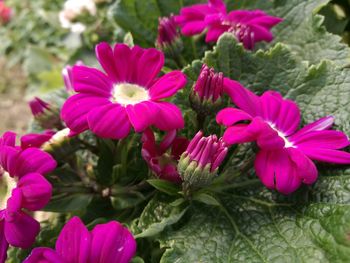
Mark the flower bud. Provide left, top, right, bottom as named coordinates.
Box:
left=190, top=64, right=224, bottom=114
left=178, top=131, right=228, bottom=193
left=29, top=97, right=62, bottom=130
left=156, top=15, right=183, bottom=57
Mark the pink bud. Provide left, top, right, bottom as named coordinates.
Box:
left=29, top=97, right=50, bottom=117
left=156, top=15, right=179, bottom=48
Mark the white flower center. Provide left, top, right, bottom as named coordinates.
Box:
left=269, top=123, right=295, bottom=148
left=111, top=83, right=149, bottom=106
left=0, top=172, right=17, bottom=210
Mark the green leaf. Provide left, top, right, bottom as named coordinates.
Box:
left=147, top=179, right=181, bottom=196
left=158, top=172, right=350, bottom=262
left=44, top=192, right=93, bottom=213
left=192, top=192, right=221, bottom=206
left=134, top=194, right=189, bottom=238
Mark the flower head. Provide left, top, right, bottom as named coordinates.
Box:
left=61, top=42, right=187, bottom=139
left=178, top=131, right=227, bottom=192
left=0, top=2, right=11, bottom=24
left=217, top=79, right=350, bottom=194
left=190, top=64, right=224, bottom=112
left=29, top=97, right=62, bottom=130
left=175, top=0, right=282, bottom=49
left=24, top=216, right=136, bottom=263
left=205, top=10, right=283, bottom=49
left=175, top=0, right=226, bottom=36
left=0, top=131, right=56, bottom=262
left=142, top=129, right=189, bottom=183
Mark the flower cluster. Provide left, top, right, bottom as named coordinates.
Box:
left=175, top=0, right=283, bottom=49
left=0, top=132, right=56, bottom=262
left=24, top=217, right=136, bottom=263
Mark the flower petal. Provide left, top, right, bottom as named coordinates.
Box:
left=23, top=248, right=62, bottom=263
left=72, top=65, right=113, bottom=96
left=90, top=221, right=136, bottom=263
left=299, top=148, right=350, bottom=164
left=136, top=48, right=164, bottom=87
left=181, top=21, right=207, bottom=35
left=55, top=217, right=91, bottom=263
left=113, top=43, right=133, bottom=82
left=125, top=102, right=157, bottom=133
left=14, top=148, right=56, bottom=177
left=96, top=42, right=119, bottom=82
left=151, top=102, right=184, bottom=131
left=289, top=116, right=334, bottom=140
left=0, top=222, right=9, bottom=263
left=4, top=211, right=40, bottom=248
left=223, top=78, right=261, bottom=116
left=0, top=146, right=19, bottom=176
left=20, top=131, right=55, bottom=149
left=61, top=94, right=110, bottom=134
left=17, top=173, right=52, bottom=211
left=216, top=107, right=252, bottom=127
left=292, top=130, right=350, bottom=150
left=288, top=148, right=318, bottom=184
left=87, top=103, right=131, bottom=139
left=149, top=71, right=187, bottom=100
left=222, top=124, right=255, bottom=145
left=0, top=131, right=16, bottom=147
left=275, top=98, right=300, bottom=136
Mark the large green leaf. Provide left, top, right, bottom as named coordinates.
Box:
left=159, top=173, right=350, bottom=262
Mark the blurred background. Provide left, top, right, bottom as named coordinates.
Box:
left=0, top=0, right=349, bottom=135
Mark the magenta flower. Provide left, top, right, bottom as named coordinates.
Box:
left=192, top=64, right=223, bottom=103
left=217, top=80, right=350, bottom=194
left=205, top=10, right=283, bottom=49
left=175, top=0, right=226, bottom=36
left=142, top=129, right=189, bottom=183
left=61, top=43, right=187, bottom=139
left=0, top=131, right=56, bottom=262
left=175, top=0, right=282, bottom=49
left=24, top=216, right=136, bottom=263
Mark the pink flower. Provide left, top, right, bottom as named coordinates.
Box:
left=217, top=80, right=350, bottom=194
left=141, top=129, right=189, bottom=183
left=29, top=97, right=50, bottom=117
left=61, top=43, right=187, bottom=139
left=0, top=131, right=56, bottom=262
left=24, top=216, right=136, bottom=263
left=175, top=0, right=226, bottom=36
left=175, top=0, right=282, bottom=49
left=0, top=2, right=11, bottom=24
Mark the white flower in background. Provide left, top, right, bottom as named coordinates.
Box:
left=59, top=0, right=97, bottom=33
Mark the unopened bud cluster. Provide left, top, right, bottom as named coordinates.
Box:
left=190, top=64, right=224, bottom=114
left=178, top=131, right=228, bottom=193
